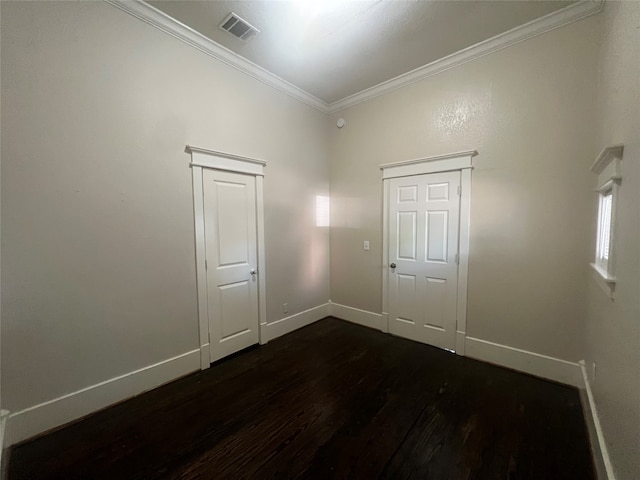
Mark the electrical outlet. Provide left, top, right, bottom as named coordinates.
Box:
left=282, top=303, right=288, bottom=314
left=364, top=240, right=370, bottom=251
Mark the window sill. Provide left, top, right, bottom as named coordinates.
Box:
left=590, top=263, right=616, bottom=299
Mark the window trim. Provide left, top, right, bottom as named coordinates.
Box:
left=589, top=145, right=623, bottom=299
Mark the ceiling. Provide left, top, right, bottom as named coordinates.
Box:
left=148, top=0, right=576, bottom=104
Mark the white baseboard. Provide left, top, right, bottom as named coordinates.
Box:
left=6, top=349, right=200, bottom=446
left=465, top=336, right=582, bottom=387
left=579, top=361, right=616, bottom=480
left=0, top=409, right=9, bottom=473
left=261, top=303, right=330, bottom=343
left=329, top=302, right=383, bottom=331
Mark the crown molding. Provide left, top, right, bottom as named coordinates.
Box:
left=327, top=0, right=604, bottom=113
left=104, top=0, right=330, bottom=113
left=106, top=0, right=603, bottom=117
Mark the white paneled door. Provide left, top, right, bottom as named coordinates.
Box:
left=203, top=169, right=259, bottom=363
left=388, top=171, right=461, bottom=351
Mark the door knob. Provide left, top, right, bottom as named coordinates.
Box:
left=250, top=269, right=257, bottom=275
left=390, top=263, right=396, bottom=269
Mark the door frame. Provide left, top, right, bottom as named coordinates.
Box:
left=380, top=150, right=477, bottom=355
left=186, top=145, right=267, bottom=370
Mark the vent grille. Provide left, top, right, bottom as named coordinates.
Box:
left=219, top=13, right=259, bottom=42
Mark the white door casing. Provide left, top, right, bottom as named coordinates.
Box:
left=381, top=150, right=476, bottom=355
left=187, top=146, right=267, bottom=369
left=388, top=171, right=461, bottom=351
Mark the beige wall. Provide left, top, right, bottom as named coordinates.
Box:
left=1, top=1, right=329, bottom=414
left=586, top=2, right=640, bottom=479
left=329, top=16, right=600, bottom=362
left=2, top=2, right=638, bottom=472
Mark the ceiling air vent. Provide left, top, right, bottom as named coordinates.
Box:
left=219, top=12, right=260, bottom=42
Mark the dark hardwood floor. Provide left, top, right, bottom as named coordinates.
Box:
left=8, top=317, right=595, bottom=479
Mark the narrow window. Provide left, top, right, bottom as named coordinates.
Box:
left=589, top=144, right=623, bottom=298
left=595, top=188, right=613, bottom=272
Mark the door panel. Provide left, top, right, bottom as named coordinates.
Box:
left=398, top=211, right=417, bottom=260
left=397, top=274, right=417, bottom=323
left=423, top=276, right=446, bottom=329
left=388, top=171, right=460, bottom=351
left=215, top=181, right=251, bottom=266
left=219, top=281, right=251, bottom=338
left=203, top=169, right=259, bottom=362
left=426, top=211, right=448, bottom=262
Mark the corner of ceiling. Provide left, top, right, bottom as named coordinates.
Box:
left=106, top=0, right=603, bottom=117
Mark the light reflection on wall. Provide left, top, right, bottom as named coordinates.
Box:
left=315, top=195, right=330, bottom=227
left=433, top=90, right=492, bottom=144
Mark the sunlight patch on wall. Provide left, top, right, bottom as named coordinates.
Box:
left=315, top=195, right=330, bottom=227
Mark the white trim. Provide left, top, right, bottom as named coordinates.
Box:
left=381, top=151, right=476, bottom=354
left=381, top=179, right=390, bottom=333
left=465, top=337, right=582, bottom=387
left=590, top=263, right=616, bottom=300
left=187, top=146, right=267, bottom=368
left=579, top=361, right=616, bottom=480
left=256, top=176, right=268, bottom=345
left=199, top=343, right=210, bottom=370
left=590, top=144, right=623, bottom=300
left=380, top=312, right=389, bottom=334
left=329, top=302, right=383, bottom=331
left=186, top=145, right=266, bottom=176
left=0, top=410, right=9, bottom=472
left=191, top=165, right=209, bottom=369
left=327, top=0, right=604, bottom=113
left=455, top=168, right=472, bottom=356
left=380, top=151, right=478, bottom=179
left=591, top=144, right=624, bottom=175
left=105, top=0, right=328, bottom=113
left=328, top=306, right=583, bottom=389
left=260, top=304, right=330, bottom=343
left=186, top=145, right=267, bottom=168
left=105, top=1, right=602, bottom=115
left=5, top=350, right=200, bottom=446
left=455, top=332, right=466, bottom=355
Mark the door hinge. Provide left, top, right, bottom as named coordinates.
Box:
left=455, top=253, right=459, bottom=265
left=205, top=259, right=208, bottom=270
left=457, top=185, right=461, bottom=196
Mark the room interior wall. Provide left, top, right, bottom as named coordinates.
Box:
left=585, top=2, right=640, bottom=479
left=1, top=0, right=329, bottom=439
left=2, top=5, right=636, bottom=475
left=328, top=15, right=600, bottom=363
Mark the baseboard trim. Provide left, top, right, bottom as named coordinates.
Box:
left=579, top=362, right=616, bottom=480
left=329, top=302, right=383, bottom=331
left=465, top=336, right=582, bottom=387
left=0, top=409, right=9, bottom=474
left=6, top=349, right=200, bottom=446
left=261, top=303, right=330, bottom=343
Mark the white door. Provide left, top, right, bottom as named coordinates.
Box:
left=388, top=170, right=461, bottom=351
left=203, top=169, right=259, bottom=362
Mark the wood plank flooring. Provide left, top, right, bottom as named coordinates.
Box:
left=8, top=317, right=595, bottom=479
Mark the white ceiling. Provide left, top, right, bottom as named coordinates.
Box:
left=148, top=0, right=576, bottom=104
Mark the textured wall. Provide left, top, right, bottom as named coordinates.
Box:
left=328, top=16, right=599, bottom=362
left=586, top=2, right=640, bottom=478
